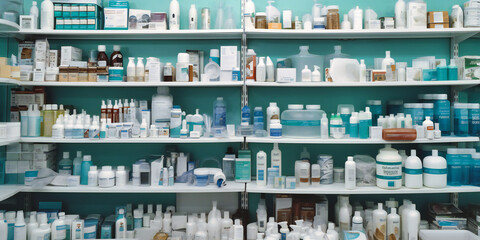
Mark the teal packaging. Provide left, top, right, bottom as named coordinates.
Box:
left=432, top=94, right=451, bottom=136
left=454, top=103, right=469, bottom=137
left=423, top=69, right=437, bottom=81
left=359, top=119, right=369, bottom=139
left=62, top=4, right=71, bottom=18
left=469, top=103, right=480, bottom=136
left=79, top=4, right=87, bottom=17
left=366, top=100, right=382, bottom=126
left=0, top=156, right=5, bottom=184
left=71, top=4, right=79, bottom=17
left=108, top=67, right=124, bottom=81
left=87, top=4, right=96, bottom=17
left=100, top=222, right=113, bottom=239
left=471, top=153, right=480, bottom=186
left=24, top=170, right=38, bottom=186
left=387, top=100, right=403, bottom=115
left=87, top=18, right=96, bottom=30
left=7, top=221, right=14, bottom=240
left=79, top=19, right=87, bottom=30
left=133, top=215, right=142, bottom=229
left=423, top=103, right=434, bottom=120
left=56, top=18, right=64, bottom=29
left=436, top=65, right=448, bottom=80
left=83, top=219, right=98, bottom=239
left=72, top=19, right=80, bottom=29
left=54, top=4, right=63, bottom=17
left=349, top=122, right=359, bottom=138
left=169, top=105, right=182, bottom=138
left=404, top=103, right=424, bottom=126
left=235, top=150, right=252, bottom=182
left=446, top=148, right=463, bottom=186
left=448, top=61, right=458, bottom=80
left=109, top=0, right=129, bottom=8
left=461, top=149, right=475, bottom=185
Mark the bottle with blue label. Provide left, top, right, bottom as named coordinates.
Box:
left=241, top=105, right=251, bottom=125
left=358, top=110, right=371, bottom=139
left=424, top=149, right=447, bottom=188
left=213, top=97, right=227, bottom=136
left=432, top=94, right=450, bottom=136
left=448, top=59, right=458, bottom=80
left=349, top=112, right=359, bottom=138
left=169, top=105, right=182, bottom=138
left=338, top=104, right=354, bottom=137
left=454, top=103, right=469, bottom=136
left=446, top=148, right=463, bottom=186
left=404, top=103, right=424, bottom=126
left=423, top=103, right=434, bottom=120
left=366, top=100, right=382, bottom=126
left=469, top=103, right=480, bottom=136
left=253, top=107, right=265, bottom=132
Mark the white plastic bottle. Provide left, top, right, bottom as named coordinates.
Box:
left=256, top=57, right=266, bottom=82
left=271, top=143, right=282, bottom=175
left=41, top=0, right=54, bottom=30
left=163, top=212, right=172, bottom=235
left=321, top=113, right=329, bottom=139
left=30, top=1, right=39, bottom=29
left=127, top=57, right=136, bottom=82
left=31, top=213, right=50, bottom=240
left=326, top=222, right=339, bottom=240
left=245, top=0, right=256, bottom=30
left=312, top=65, right=321, bottom=82
left=88, top=166, right=98, bottom=186
left=423, top=149, right=447, bottom=188
left=266, top=57, right=275, bottom=82
left=195, top=214, right=207, bottom=240
left=233, top=219, right=243, bottom=240
left=189, top=4, right=197, bottom=29
left=186, top=215, right=197, bottom=240
left=339, top=200, right=351, bottom=233
left=136, top=57, right=145, bottom=82
left=256, top=151, right=267, bottom=186
left=221, top=212, right=233, bottom=239
left=0, top=212, right=8, bottom=240
left=140, top=118, right=148, bottom=138
left=14, top=211, right=26, bottom=240
left=381, top=51, right=395, bottom=71
left=207, top=211, right=220, bottom=240
left=422, top=116, right=434, bottom=140
left=372, top=203, right=387, bottom=240
left=266, top=102, right=280, bottom=133
left=301, top=65, right=312, bottom=82
left=387, top=208, right=400, bottom=240
left=52, top=116, right=65, bottom=138
left=404, top=150, right=422, bottom=189
left=169, top=0, right=180, bottom=30
left=451, top=5, right=464, bottom=28
left=406, top=204, right=420, bottom=240
left=359, top=59, right=367, bottom=82
left=27, top=211, right=38, bottom=240
left=116, top=166, right=127, bottom=186
left=176, top=53, right=190, bottom=82
left=352, top=211, right=363, bottom=231
left=51, top=212, right=66, bottom=240
left=345, top=156, right=356, bottom=190
left=28, top=104, right=41, bottom=137
left=395, top=0, right=406, bottom=29
left=116, top=208, right=127, bottom=238
left=256, top=200, right=267, bottom=233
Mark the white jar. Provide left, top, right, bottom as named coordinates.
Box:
left=116, top=166, right=127, bottom=186
left=423, top=149, right=447, bottom=188
left=270, top=119, right=282, bottom=138
left=376, top=144, right=402, bottom=189
left=88, top=166, right=98, bottom=187
left=297, top=161, right=310, bottom=188
left=98, top=166, right=115, bottom=188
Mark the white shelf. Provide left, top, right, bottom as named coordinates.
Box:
left=0, top=78, right=20, bottom=85
left=21, top=183, right=245, bottom=193
left=0, top=19, right=20, bottom=33
left=0, top=185, right=23, bottom=201
left=12, top=29, right=243, bottom=40
left=246, top=28, right=480, bottom=40
left=246, top=182, right=480, bottom=195
left=246, top=80, right=480, bottom=87
left=246, top=136, right=479, bottom=144
left=20, top=137, right=244, bottom=144
left=0, top=138, right=20, bottom=147
left=19, top=81, right=244, bottom=87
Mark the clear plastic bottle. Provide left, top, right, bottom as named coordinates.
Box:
left=58, top=152, right=72, bottom=175
left=136, top=57, right=145, bottom=82
left=127, top=57, right=136, bottom=82
left=213, top=97, right=227, bottom=135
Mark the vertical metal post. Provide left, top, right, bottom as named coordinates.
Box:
left=241, top=0, right=248, bottom=109
left=451, top=192, right=459, bottom=207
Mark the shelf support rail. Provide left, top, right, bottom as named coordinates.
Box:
left=450, top=32, right=478, bottom=59
left=451, top=192, right=459, bottom=207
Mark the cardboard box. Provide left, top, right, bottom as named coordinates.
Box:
left=428, top=23, right=449, bottom=28
left=61, top=46, right=82, bottom=66
left=276, top=68, right=296, bottom=83
left=104, top=7, right=128, bottom=30
left=220, top=46, right=238, bottom=71
left=458, top=56, right=480, bottom=80
left=34, top=143, right=56, bottom=153
left=427, top=11, right=449, bottom=24
left=275, top=195, right=293, bottom=223
left=18, top=41, right=35, bottom=65
left=34, top=39, right=50, bottom=70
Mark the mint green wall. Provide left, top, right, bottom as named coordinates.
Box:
left=1, top=0, right=479, bottom=221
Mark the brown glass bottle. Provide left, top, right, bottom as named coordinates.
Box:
left=97, top=45, right=109, bottom=67
left=110, top=45, right=123, bottom=67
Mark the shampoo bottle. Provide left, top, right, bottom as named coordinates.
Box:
left=404, top=150, right=423, bottom=189
left=345, top=156, right=356, bottom=190
left=189, top=4, right=197, bottom=29
left=169, top=0, right=180, bottom=30
left=301, top=65, right=312, bottom=82
left=256, top=151, right=267, bottom=186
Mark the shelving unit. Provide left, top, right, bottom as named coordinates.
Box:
left=0, top=185, right=24, bottom=202
left=19, top=81, right=244, bottom=87
left=0, top=19, right=20, bottom=33
left=0, top=78, right=21, bottom=85
left=246, top=183, right=480, bottom=195
left=246, top=80, right=480, bottom=88
left=19, top=137, right=244, bottom=144
left=246, top=136, right=480, bottom=144
left=0, top=138, right=20, bottom=147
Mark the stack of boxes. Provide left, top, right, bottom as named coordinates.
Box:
left=4, top=143, right=56, bottom=185
left=0, top=57, right=21, bottom=80
left=54, top=0, right=102, bottom=30
left=9, top=87, right=46, bottom=122
left=464, top=0, right=480, bottom=27
left=427, top=11, right=450, bottom=28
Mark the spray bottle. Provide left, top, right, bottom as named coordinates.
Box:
left=279, top=222, right=289, bottom=240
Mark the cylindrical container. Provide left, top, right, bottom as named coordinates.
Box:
left=367, top=100, right=382, bottom=126
left=471, top=153, right=480, bottom=186
left=454, top=103, right=469, bottom=137
left=201, top=8, right=210, bottom=30
left=404, top=103, right=424, bottom=126
left=98, top=166, right=115, bottom=188
left=255, top=12, right=267, bottom=29
left=387, top=100, right=403, bottom=115
left=318, top=155, right=334, bottom=184
left=297, top=161, right=310, bottom=187
left=469, top=103, right=480, bottom=136
left=281, top=104, right=324, bottom=138
left=423, top=103, right=434, bottom=120
left=424, top=149, right=447, bottom=188
left=311, top=164, right=321, bottom=185
left=376, top=145, right=402, bottom=189
left=333, top=168, right=344, bottom=183
left=432, top=94, right=451, bottom=136
left=326, top=6, right=340, bottom=29
left=267, top=167, right=279, bottom=188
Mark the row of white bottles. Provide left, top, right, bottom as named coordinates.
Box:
left=0, top=211, right=66, bottom=240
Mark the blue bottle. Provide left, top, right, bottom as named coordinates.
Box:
left=460, top=149, right=475, bottom=185
left=241, top=105, right=251, bottom=125
left=423, top=103, right=434, bottom=120
left=471, top=153, right=480, bottom=186
left=80, top=155, right=93, bottom=185
left=448, top=59, right=458, bottom=80
left=436, top=63, right=448, bottom=80
left=454, top=103, right=469, bottom=137
left=433, top=94, right=451, bottom=136
left=404, top=103, right=424, bottom=126
left=213, top=97, right=226, bottom=128
left=359, top=111, right=370, bottom=139
left=469, top=103, right=480, bottom=136
left=366, top=100, right=382, bottom=126
left=387, top=100, right=403, bottom=115
left=253, top=107, right=264, bottom=132
left=349, top=112, right=359, bottom=138
left=446, top=148, right=463, bottom=186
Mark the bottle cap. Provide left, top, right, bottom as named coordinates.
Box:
left=98, top=45, right=106, bottom=52
left=113, top=45, right=121, bottom=51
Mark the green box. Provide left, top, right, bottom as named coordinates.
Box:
left=54, top=4, right=62, bottom=17
left=55, top=18, right=64, bottom=29
left=62, top=4, right=71, bottom=18
left=71, top=4, right=79, bottom=17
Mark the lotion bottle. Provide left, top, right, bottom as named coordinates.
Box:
left=271, top=143, right=282, bottom=175
left=404, top=150, right=422, bottom=189
left=256, top=57, right=266, bottom=82
left=352, top=211, right=363, bottom=231
left=256, top=151, right=267, bottom=186
left=423, top=149, right=447, bottom=188
left=14, top=211, right=26, bottom=240
left=372, top=203, right=387, bottom=240
left=27, top=212, right=38, bottom=240
left=266, top=102, right=280, bottom=133
left=345, top=156, right=356, bottom=190
left=189, top=4, right=197, bottom=29
left=302, top=65, right=312, bottom=82
left=1, top=213, right=9, bottom=240
left=41, top=0, right=54, bottom=30
left=31, top=214, right=50, bottom=240
left=387, top=208, right=400, bottom=240
left=312, top=65, right=321, bottom=82
left=266, top=57, right=275, bottom=82
left=169, top=0, right=180, bottom=30
left=51, top=212, right=66, bottom=240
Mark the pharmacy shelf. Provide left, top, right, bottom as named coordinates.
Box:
left=19, top=137, right=244, bottom=144
left=245, top=136, right=479, bottom=144
left=0, top=185, right=23, bottom=201
left=19, top=81, right=244, bottom=87
left=20, top=182, right=245, bottom=193
left=246, top=28, right=480, bottom=40
left=0, top=78, right=20, bottom=85
left=0, top=138, right=20, bottom=147
left=11, top=29, right=243, bottom=40
left=246, top=183, right=480, bottom=194
left=0, top=19, right=20, bottom=33
left=246, top=80, right=480, bottom=88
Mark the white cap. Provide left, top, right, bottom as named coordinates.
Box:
left=306, top=105, right=321, bottom=110
left=431, top=94, right=448, bottom=100
left=90, top=166, right=97, bottom=171
left=83, top=155, right=92, bottom=161
left=98, top=45, right=106, bottom=52
left=117, top=166, right=125, bottom=171
left=102, top=166, right=112, bottom=171
left=217, top=97, right=223, bottom=101
left=269, top=102, right=277, bottom=107
left=288, top=104, right=303, bottom=110
left=33, top=1, right=37, bottom=5
left=63, top=152, right=69, bottom=158
left=366, top=100, right=382, bottom=105
left=469, top=103, right=480, bottom=109
left=210, top=49, right=219, bottom=58
left=177, top=53, right=190, bottom=63
left=423, top=103, right=434, bottom=108
left=113, top=45, right=121, bottom=51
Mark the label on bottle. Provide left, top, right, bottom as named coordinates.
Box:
left=98, top=176, right=114, bottom=187
left=164, top=67, right=172, bottom=76
left=258, top=169, right=265, bottom=181
left=59, top=164, right=73, bottom=175
left=423, top=168, right=447, bottom=174
left=134, top=218, right=142, bottom=229
left=376, top=161, right=402, bottom=180
left=98, top=60, right=107, bottom=67
left=56, top=224, right=67, bottom=238
left=347, top=168, right=355, bottom=182
left=44, top=232, right=51, bottom=240
left=270, top=128, right=282, bottom=137
left=404, top=168, right=423, bottom=175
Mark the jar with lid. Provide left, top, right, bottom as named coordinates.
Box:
left=376, top=144, right=402, bottom=189
left=255, top=12, right=267, bottom=29
left=163, top=62, right=175, bottom=82
left=326, top=6, right=340, bottom=29
left=98, top=166, right=115, bottom=188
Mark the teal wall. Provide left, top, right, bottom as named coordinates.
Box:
left=1, top=0, right=479, bottom=223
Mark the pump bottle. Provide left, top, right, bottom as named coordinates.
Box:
left=301, top=65, right=312, bottom=82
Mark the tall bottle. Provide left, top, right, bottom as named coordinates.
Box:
left=221, top=212, right=233, bottom=239
left=395, top=0, right=406, bottom=29
left=339, top=201, right=351, bottom=235
left=110, top=45, right=123, bottom=67
left=28, top=104, right=41, bottom=137
left=345, top=156, right=356, bottom=190
left=31, top=214, right=50, bottom=240
left=97, top=45, right=109, bottom=67
left=404, top=150, right=422, bottom=189
left=51, top=212, right=66, bottom=240
left=245, top=0, right=256, bottom=30
left=170, top=106, right=182, bottom=138
left=256, top=57, right=266, bottom=82
left=136, top=57, right=145, bottom=82
left=30, top=1, right=39, bottom=29
left=373, top=203, right=387, bottom=240
left=189, top=4, right=197, bottom=29
left=116, top=209, right=127, bottom=238
left=169, top=0, right=180, bottom=30
left=0, top=212, right=8, bottom=240
left=387, top=208, right=400, bottom=240
left=127, top=57, right=136, bottom=82
left=80, top=155, right=93, bottom=185
left=271, top=143, right=282, bottom=175
left=72, top=151, right=83, bottom=176
left=14, top=211, right=26, bottom=240
left=213, top=97, right=227, bottom=132
left=266, top=102, right=280, bottom=133
left=41, top=0, right=54, bottom=30
left=406, top=204, right=420, bottom=240
left=27, top=212, right=38, bottom=240
left=256, top=151, right=267, bottom=186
